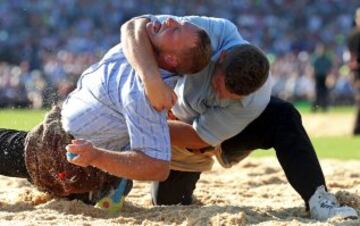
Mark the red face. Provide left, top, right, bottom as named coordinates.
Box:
left=146, top=17, right=200, bottom=54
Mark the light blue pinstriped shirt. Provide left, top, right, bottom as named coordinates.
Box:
left=61, top=44, right=178, bottom=161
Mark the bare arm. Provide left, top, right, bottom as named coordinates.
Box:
left=121, top=17, right=177, bottom=111
left=168, top=120, right=210, bottom=149
left=66, top=140, right=169, bottom=181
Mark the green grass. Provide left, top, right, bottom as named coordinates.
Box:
left=252, top=101, right=359, bottom=160
left=251, top=136, right=360, bottom=160
left=1, top=107, right=359, bottom=160
left=0, top=108, right=47, bottom=130
left=294, top=100, right=356, bottom=115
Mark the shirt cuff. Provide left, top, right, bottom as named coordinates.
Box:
left=140, top=147, right=171, bottom=162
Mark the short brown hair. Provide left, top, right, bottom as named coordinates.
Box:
left=176, top=29, right=212, bottom=74
left=221, top=44, right=269, bottom=96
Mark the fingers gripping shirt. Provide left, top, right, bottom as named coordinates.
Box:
left=61, top=44, right=177, bottom=161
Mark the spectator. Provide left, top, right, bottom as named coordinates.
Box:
left=347, top=8, right=360, bottom=135
left=0, top=0, right=359, bottom=108
left=311, top=44, right=333, bottom=112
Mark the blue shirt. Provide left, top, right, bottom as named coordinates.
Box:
left=173, top=63, right=272, bottom=146
left=151, top=15, right=272, bottom=146
left=61, top=44, right=178, bottom=161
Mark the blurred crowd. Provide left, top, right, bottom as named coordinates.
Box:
left=0, top=0, right=359, bottom=108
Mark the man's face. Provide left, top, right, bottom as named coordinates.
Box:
left=146, top=17, right=199, bottom=54
left=212, top=69, right=242, bottom=100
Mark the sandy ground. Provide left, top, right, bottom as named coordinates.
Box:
left=301, top=113, right=356, bottom=137
left=0, top=113, right=359, bottom=226
left=0, top=158, right=359, bottom=226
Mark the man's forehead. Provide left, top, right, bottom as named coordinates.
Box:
left=173, top=17, right=197, bottom=29
left=180, top=23, right=200, bottom=44
left=184, top=22, right=199, bottom=32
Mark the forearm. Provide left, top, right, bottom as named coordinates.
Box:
left=121, top=17, right=176, bottom=111
left=168, top=120, right=210, bottom=149
left=121, top=18, right=162, bottom=85
left=91, top=148, right=169, bottom=181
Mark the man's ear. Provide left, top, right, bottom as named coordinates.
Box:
left=219, top=51, right=227, bottom=63
left=164, top=54, right=178, bottom=68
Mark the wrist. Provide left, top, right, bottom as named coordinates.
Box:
left=143, top=75, right=165, bottom=91
left=143, top=72, right=162, bottom=83
left=88, top=147, right=102, bottom=168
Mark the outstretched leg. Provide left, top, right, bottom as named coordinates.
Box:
left=0, top=128, right=125, bottom=205
left=219, top=97, right=326, bottom=205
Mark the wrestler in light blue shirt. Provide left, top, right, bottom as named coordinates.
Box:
left=152, top=15, right=272, bottom=146
left=61, top=44, right=178, bottom=161
left=173, top=63, right=272, bottom=146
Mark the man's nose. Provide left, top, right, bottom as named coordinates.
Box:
left=167, top=18, right=179, bottom=27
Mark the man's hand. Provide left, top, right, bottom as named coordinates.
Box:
left=145, top=78, right=177, bottom=111
left=66, top=139, right=98, bottom=167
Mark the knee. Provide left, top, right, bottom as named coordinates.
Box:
left=152, top=193, right=193, bottom=206
left=151, top=183, right=192, bottom=205
left=150, top=172, right=199, bottom=206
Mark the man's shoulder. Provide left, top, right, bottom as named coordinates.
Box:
left=182, top=16, right=234, bottom=33
left=102, top=43, right=125, bottom=62
left=184, top=15, right=230, bottom=23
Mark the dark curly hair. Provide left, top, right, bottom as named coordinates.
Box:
left=221, top=44, right=269, bottom=96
